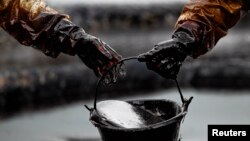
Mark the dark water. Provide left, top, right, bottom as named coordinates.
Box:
left=0, top=89, right=250, bottom=141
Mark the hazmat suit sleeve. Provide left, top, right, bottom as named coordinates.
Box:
left=0, top=0, right=69, bottom=57
left=175, top=0, right=250, bottom=58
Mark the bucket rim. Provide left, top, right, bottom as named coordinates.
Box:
left=90, top=99, right=187, bottom=132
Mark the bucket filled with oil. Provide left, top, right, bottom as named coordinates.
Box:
left=85, top=56, right=193, bottom=141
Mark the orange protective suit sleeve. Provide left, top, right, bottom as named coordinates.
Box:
left=0, top=0, right=70, bottom=57
left=175, top=0, right=249, bottom=58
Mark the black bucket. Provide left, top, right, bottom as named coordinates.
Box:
left=85, top=57, right=193, bottom=141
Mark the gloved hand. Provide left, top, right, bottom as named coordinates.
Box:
left=52, top=19, right=124, bottom=83
left=138, top=31, right=195, bottom=79
left=76, top=35, right=124, bottom=83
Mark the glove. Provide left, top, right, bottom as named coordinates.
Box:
left=52, top=19, right=124, bottom=83
left=138, top=31, right=195, bottom=79
left=76, top=35, right=125, bottom=84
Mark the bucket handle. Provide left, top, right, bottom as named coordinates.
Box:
left=85, top=56, right=193, bottom=112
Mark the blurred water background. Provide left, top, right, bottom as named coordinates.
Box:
left=0, top=0, right=250, bottom=141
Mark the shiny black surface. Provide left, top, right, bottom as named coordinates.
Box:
left=94, top=100, right=164, bottom=128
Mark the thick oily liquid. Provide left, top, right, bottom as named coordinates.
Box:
left=95, top=100, right=164, bottom=128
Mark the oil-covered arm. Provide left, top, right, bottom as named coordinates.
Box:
left=175, top=0, right=249, bottom=58
left=0, top=0, right=123, bottom=82
left=138, top=0, right=249, bottom=79
left=0, top=0, right=68, bottom=57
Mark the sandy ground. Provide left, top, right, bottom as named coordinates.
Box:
left=0, top=89, right=250, bottom=141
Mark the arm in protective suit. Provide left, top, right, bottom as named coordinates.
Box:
left=139, top=0, right=249, bottom=79
left=0, top=0, right=122, bottom=83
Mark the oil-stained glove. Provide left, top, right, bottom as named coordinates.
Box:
left=76, top=35, right=125, bottom=84
left=52, top=19, right=124, bottom=83
left=138, top=31, right=195, bottom=79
